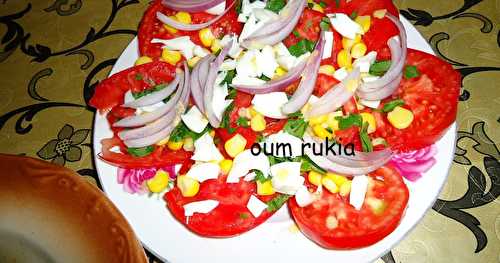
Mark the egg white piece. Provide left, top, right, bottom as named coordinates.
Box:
left=328, top=13, right=364, bottom=39
left=136, top=101, right=165, bottom=115
left=359, top=99, right=381, bottom=109
left=181, top=106, right=208, bottom=133
left=270, top=162, right=304, bottom=195
left=236, top=49, right=259, bottom=78
left=231, top=75, right=266, bottom=86
left=333, top=67, right=349, bottom=81
left=295, top=185, right=315, bottom=207
left=276, top=55, right=297, bottom=71
left=264, top=132, right=303, bottom=158
left=205, top=1, right=226, bottom=15
left=323, top=31, right=334, bottom=59
left=353, top=51, right=377, bottom=73
left=252, top=92, right=289, bottom=119
left=220, top=34, right=242, bottom=59
left=220, top=59, right=237, bottom=71
left=151, top=37, right=196, bottom=60
left=186, top=162, right=220, bottom=183
left=256, top=45, right=278, bottom=79
left=227, top=149, right=270, bottom=183
left=247, top=195, right=268, bottom=217
left=273, top=42, right=291, bottom=57
left=240, top=0, right=266, bottom=18
left=362, top=75, right=380, bottom=83
left=350, top=175, right=369, bottom=210
left=193, top=45, right=210, bottom=58
left=191, top=133, right=224, bottom=162
left=243, top=172, right=257, bottom=182
left=184, top=200, right=219, bottom=217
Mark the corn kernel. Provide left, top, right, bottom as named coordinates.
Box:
left=311, top=3, right=324, bottom=13
left=341, top=35, right=361, bottom=50
left=387, top=106, right=414, bottom=129
left=219, top=159, right=233, bottom=175
left=161, top=49, right=182, bottom=65
left=187, top=56, right=201, bottom=67
left=250, top=114, right=266, bottom=132
left=147, top=170, right=170, bottom=193
left=373, top=9, right=387, bottom=19
left=183, top=137, right=194, bottom=151
left=167, top=140, right=183, bottom=151
left=156, top=137, right=170, bottom=146
left=274, top=67, right=287, bottom=78
left=319, top=65, right=336, bottom=76
left=248, top=107, right=259, bottom=117
left=313, top=125, right=332, bottom=139
left=211, top=39, right=222, bottom=53
left=322, top=177, right=339, bottom=193
left=209, top=130, right=216, bottom=137
left=309, top=114, right=327, bottom=126
left=175, top=11, right=191, bottom=24
left=360, top=112, right=377, bottom=134
left=355, top=15, right=371, bottom=33
left=163, top=17, right=178, bottom=34
left=326, top=111, right=342, bottom=131
left=224, top=134, right=247, bottom=158
left=345, top=78, right=360, bottom=92
left=339, top=181, right=352, bottom=196
left=135, top=56, right=153, bottom=66
left=337, top=49, right=352, bottom=68
left=325, top=172, right=348, bottom=187
left=308, top=171, right=323, bottom=186
left=199, top=28, right=215, bottom=47
left=177, top=175, right=200, bottom=197
left=257, top=180, right=275, bottom=195
left=351, top=42, right=367, bottom=59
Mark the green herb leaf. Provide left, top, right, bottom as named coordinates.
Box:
left=369, top=60, right=392, bottom=76
left=227, top=87, right=237, bottom=99
left=335, top=0, right=340, bottom=7
left=320, top=17, right=331, bottom=31
left=335, top=114, right=363, bottom=130
left=307, top=2, right=314, bottom=8
left=239, top=212, right=250, bottom=219
left=382, top=99, right=405, bottom=113
left=350, top=11, right=358, bottom=19
left=360, top=122, right=373, bottom=152
left=132, top=83, right=166, bottom=99
left=220, top=102, right=236, bottom=133
left=236, top=116, right=249, bottom=127
left=220, top=69, right=236, bottom=86
left=288, top=39, right=316, bottom=57
left=300, top=155, right=326, bottom=174
left=265, top=0, right=286, bottom=13
left=253, top=170, right=268, bottom=183
left=284, top=113, right=308, bottom=138
left=267, top=194, right=290, bottom=212
left=293, top=30, right=300, bottom=37
left=127, top=146, right=154, bottom=157
left=169, top=121, right=209, bottom=142
left=319, top=1, right=327, bottom=8
left=404, top=65, right=420, bottom=79
left=135, top=73, right=143, bottom=80
left=258, top=74, right=271, bottom=81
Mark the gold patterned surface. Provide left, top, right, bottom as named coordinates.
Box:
left=0, top=0, right=499, bottom=262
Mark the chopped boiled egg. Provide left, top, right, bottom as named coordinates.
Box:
left=353, top=51, right=377, bottom=73
left=362, top=75, right=380, bottom=83
left=191, top=133, right=224, bottom=162
left=328, top=13, right=364, bottom=39
left=243, top=171, right=257, bottom=181
left=240, top=0, right=266, bottom=18
left=273, top=42, right=291, bottom=57
left=251, top=92, right=288, bottom=119
left=295, top=185, right=315, bottom=207
left=220, top=59, right=237, bottom=71
left=220, top=34, right=242, bottom=58
left=193, top=45, right=210, bottom=58
left=227, top=149, right=270, bottom=183
left=323, top=31, right=334, bottom=59
left=246, top=195, right=268, bottom=217
left=239, top=14, right=262, bottom=42
left=236, top=49, right=259, bottom=77
left=181, top=106, right=208, bottom=133
left=231, top=75, right=266, bottom=86
left=152, top=37, right=196, bottom=60
left=257, top=45, right=279, bottom=78
left=264, top=132, right=303, bottom=158
left=205, top=1, right=226, bottom=15
left=184, top=200, right=219, bottom=217
left=333, top=67, right=349, bottom=81
left=212, top=72, right=233, bottom=120
left=277, top=55, right=297, bottom=71
left=359, top=99, right=381, bottom=109
left=349, top=175, right=368, bottom=210
left=186, top=162, right=220, bottom=182
left=270, top=162, right=304, bottom=195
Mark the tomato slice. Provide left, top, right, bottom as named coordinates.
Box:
left=283, top=8, right=324, bottom=47
left=138, top=0, right=242, bottom=60
left=289, top=165, right=409, bottom=249
left=164, top=175, right=278, bottom=237
left=314, top=74, right=340, bottom=97
left=372, top=49, right=461, bottom=152
left=324, top=0, right=398, bottom=17
left=89, top=61, right=176, bottom=112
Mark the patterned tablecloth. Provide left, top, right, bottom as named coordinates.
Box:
left=0, top=0, right=498, bottom=262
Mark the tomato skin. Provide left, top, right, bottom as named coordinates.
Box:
left=324, top=0, right=398, bottom=16
left=314, top=74, right=340, bottom=97
left=363, top=17, right=399, bottom=56
left=283, top=8, right=324, bottom=47
left=334, top=126, right=362, bottom=151
left=289, top=165, right=409, bottom=249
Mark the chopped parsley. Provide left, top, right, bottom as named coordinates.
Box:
left=319, top=1, right=327, bottom=8
left=220, top=102, right=236, bottom=133
left=253, top=170, right=269, bottom=183
left=288, top=39, right=316, bottom=57
left=350, top=10, right=358, bottom=19
left=320, top=17, right=331, bottom=31
left=127, top=146, right=154, bottom=157
left=300, top=155, right=326, bottom=174
left=265, top=0, right=286, bottom=13
left=382, top=99, right=405, bottom=113
left=335, top=114, right=363, bottom=130
left=135, top=73, right=143, bottom=80
left=220, top=69, right=236, bottom=86
left=258, top=74, right=271, bottom=81
left=132, top=83, right=166, bottom=99
left=236, top=116, right=250, bottom=127
left=360, top=122, right=374, bottom=152
left=239, top=212, right=250, bottom=219
left=369, top=60, right=392, bottom=76
left=293, top=30, right=301, bottom=38
left=284, top=112, right=308, bottom=138
left=266, top=194, right=290, bottom=212
left=404, top=65, right=420, bottom=79
left=169, top=121, right=209, bottom=142
left=335, top=0, right=340, bottom=7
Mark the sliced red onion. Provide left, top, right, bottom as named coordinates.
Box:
left=356, top=13, right=407, bottom=100
left=197, top=55, right=212, bottom=89
left=190, top=55, right=214, bottom=112
left=241, top=0, right=306, bottom=49
left=123, top=124, right=175, bottom=148
left=122, top=70, right=182, bottom=109
left=203, top=40, right=232, bottom=127
left=180, top=62, right=191, bottom=107
left=118, top=109, right=176, bottom=141
left=161, top=0, right=225, bottom=12
left=306, top=68, right=360, bottom=118
left=113, top=72, right=185, bottom=128
left=282, top=31, right=325, bottom=114
left=232, top=60, right=307, bottom=94
left=157, top=0, right=235, bottom=31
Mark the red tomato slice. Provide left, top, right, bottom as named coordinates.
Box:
left=89, top=61, right=176, bottom=112
left=324, top=0, right=398, bottom=17
left=363, top=17, right=399, bottom=57
left=314, top=74, right=340, bottom=97
left=138, top=0, right=242, bottom=60
left=283, top=8, right=324, bottom=47
left=372, top=49, right=461, bottom=152
left=289, top=165, right=409, bottom=249
left=164, top=176, right=278, bottom=237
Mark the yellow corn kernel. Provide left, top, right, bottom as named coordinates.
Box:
left=156, top=137, right=170, bottom=146
left=311, top=3, right=324, bottom=13
left=183, top=137, right=194, bottom=151
left=373, top=9, right=387, bottom=19
left=161, top=49, right=182, bottom=65
left=224, top=134, right=247, bottom=158
left=135, top=56, right=153, bottom=66
left=167, top=140, right=184, bottom=151
left=355, top=15, right=371, bottom=33
left=248, top=107, right=259, bottom=117
left=319, top=64, right=336, bottom=76
left=337, top=49, right=352, bottom=68
left=250, top=114, right=266, bottom=132
left=147, top=170, right=170, bottom=193
left=199, top=28, right=215, bottom=47
left=209, top=130, right=216, bottom=137
left=163, top=17, right=178, bottom=34
left=360, top=112, right=377, bottom=134
left=325, top=173, right=348, bottom=187
left=313, top=125, right=332, bottom=139
left=309, top=114, right=327, bottom=126
left=175, top=11, right=191, bottom=24
left=322, top=177, right=339, bottom=194
left=341, top=35, right=361, bottom=50
left=274, top=67, right=287, bottom=78
left=257, top=180, right=275, bottom=195
left=326, top=111, right=342, bottom=131
left=187, top=56, right=201, bottom=67
left=387, top=106, right=414, bottom=129
left=308, top=171, right=323, bottom=186
left=219, top=159, right=233, bottom=175
left=345, top=78, right=360, bottom=92
left=339, top=181, right=352, bottom=196
left=351, top=42, right=367, bottom=59
left=177, top=175, right=200, bottom=197
left=211, top=39, right=222, bottom=53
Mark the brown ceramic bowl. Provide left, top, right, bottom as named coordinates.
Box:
left=0, top=154, right=147, bottom=263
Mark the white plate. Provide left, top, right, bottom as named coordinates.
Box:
left=93, top=17, right=456, bottom=263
